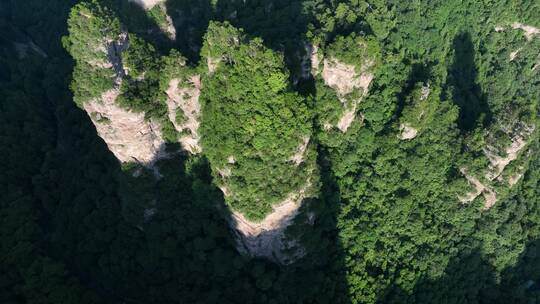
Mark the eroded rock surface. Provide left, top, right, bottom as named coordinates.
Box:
left=230, top=180, right=313, bottom=264
left=289, top=136, right=310, bottom=165
left=398, top=123, right=418, bottom=140
left=300, top=43, right=321, bottom=79
left=220, top=137, right=316, bottom=263
left=81, top=29, right=167, bottom=166
left=322, top=59, right=373, bottom=96
left=458, top=168, right=497, bottom=210
left=320, top=57, right=374, bottom=132
left=512, top=22, right=540, bottom=41
left=165, top=76, right=202, bottom=154
left=483, top=122, right=534, bottom=181
left=458, top=119, right=535, bottom=209
left=84, top=88, right=166, bottom=164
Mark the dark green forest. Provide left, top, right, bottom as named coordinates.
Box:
left=1, top=0, right=540, bottom=303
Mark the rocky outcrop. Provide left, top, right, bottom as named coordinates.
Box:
left=483, top=121, right=535, bottom=181
left=84, top=88, right=167, bottom=165
left=289, top=136, right=310, bottom=165
left=299, top=43, right=321, bottom=79
left=494, top=22, right=540, bottom=41
left=458, top=118, right=535, bottom=209
left=221, top=137, right=316, bottom=263
left=127, top=0, right=176, bottom=39
left=207, top=57, right=221, bottom=75
left=230, top=179, right=313, bottom=264
left=458, top=168, right=497, bottom=210
left=512, top=22, right=540, bottom=41
left=128, top=0, right=166, bottom=10
left=320, top=57, right=374, bottom=132
left=398, top=123, right=418, bottom=140
left=509, top=48, right=521, bottom=61
left=80, top=28, right=168, bottom=166
left=398, top=84, right=430, bottom=140
left=165, top=76, right=202, bottom=154
left=322, top=59, right=373, bottom=96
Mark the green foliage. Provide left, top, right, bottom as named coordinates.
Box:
left=4, top=1, right=540, bottom=304
left=117, top=35, right=165, bottom=118
left=65, top=0, right=121, bottom=105
left=200, top=22, right=314, bottom=220
left=326, top=33, right=381, bottom=72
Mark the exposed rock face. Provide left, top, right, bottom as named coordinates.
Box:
left=84, top=88, right=166, bottom=164
left=230, top=180, right=312, bottom=264
left=420, top=84, right=431, bottom=101
left=458, top=119, right=535, bottom=209
left=128, top=0, right=166, bottom=10
left=483, top=121, right=535, bottom=181
left=165, top=76, right=202, bottom=154
left=299, top=43, right=321, bottom=79
left=289, top=136, right=310, bottom=165
left=336, top=108, right=358, bottom=132
left=458, top=168, right=497, bottom=210
left=509, top=48, right=521, bottom=61
left=512, top=22, right=540, bottom=41
left=398, top=123, right=418, bottom=140
left=159, top=6, right=176, bottom=40
left=220, top=136, right=316, bottom=263
left=81, top=30, right=167, bottom=166
left=322, top=59, right=373, bottom=96
left=207, top=57, right=221, bottom=75
left=321, top=57, right=374, bottom=132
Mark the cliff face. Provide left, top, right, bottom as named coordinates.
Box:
left=68, top=2, right=204, bottom=167
left=198, top=22, right=319, bottom=263
left=83, top=88, right=167, bottom=164
left=165, top=76, right=202, bottom=154
left=70, top=11, right=168, bottom=166
left=66, top=1, right=539, bottom=266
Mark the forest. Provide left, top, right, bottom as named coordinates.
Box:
left=1, top=0, right=540, bottom=303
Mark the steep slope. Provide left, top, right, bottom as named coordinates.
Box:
left=66, top=1, right=169, bottom=165
left=199, top=22, right=318, bottom=261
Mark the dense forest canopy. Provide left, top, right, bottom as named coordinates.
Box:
left=1, top=0, right=540, bottom=303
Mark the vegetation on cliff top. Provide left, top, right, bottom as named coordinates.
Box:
left=2, top=0, right=540, bottom=303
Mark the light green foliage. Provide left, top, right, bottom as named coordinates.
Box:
left=326, top=34, right=381, bottom=72
left=146, top=4, right=169, bottom=31
left=200, top=22, right=314, bottom=220
left=65, top=0, right=122, bottom=105
left=159, top=49, right=190, bottom=88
